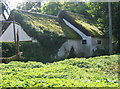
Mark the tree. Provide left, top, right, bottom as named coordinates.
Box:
left=41, top=2, right=61, bottom=16
left=16, top=2, right=41, bottom=12
left=61, top=2, right=89, bottom=15
left=111, top=2, right=120, bottom=52
left=40, top=2, right=89, bottom=16
left=87, top=2, right=120, bottom=53
left=87, top=2, right=109, bottom=33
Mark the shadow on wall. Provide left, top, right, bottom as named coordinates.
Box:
left=92, top=47, right=109, bottom=57
left=67, top=46, right=76, bottom=59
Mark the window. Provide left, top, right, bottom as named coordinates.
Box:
left=97, top=40, right=101, bottom=44
left=82, top=40, right=87, bottom=44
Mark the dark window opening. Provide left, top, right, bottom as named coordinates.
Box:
left=82, top=40, right=87, bottom=44
left=97, top=40, right=101, bottom=44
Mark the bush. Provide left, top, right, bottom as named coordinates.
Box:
left=92, top=47, right=109, bottom=56
left=2, top=42, right=15, bottom=57
left=1, top=42, right=65, bottom=63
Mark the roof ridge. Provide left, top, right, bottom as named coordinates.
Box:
left=15, top=10, right=58, bottom=19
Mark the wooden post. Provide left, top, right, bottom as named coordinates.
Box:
left=0, top=2, right=2, bottom=58
left=12, top=12, right=18, bottom=56
left=16, top=29, right=20, bottom=58
left=0, top=22, right=2, bottom=58
left=13, top=13, right=16, bottom=43
left=108, top=1, right=113, bottom=55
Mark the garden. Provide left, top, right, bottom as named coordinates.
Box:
left=0, top=54, right=119, bottom=88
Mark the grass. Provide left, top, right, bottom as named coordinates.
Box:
left=0, top=54, right=119, bottom=88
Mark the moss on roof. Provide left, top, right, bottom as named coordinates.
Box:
left=14, top=10, right=81, bottom=39
left=65, top=11, right=104, bottom=37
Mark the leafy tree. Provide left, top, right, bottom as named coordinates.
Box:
left=111, top=2, right=120, bottom=52
left=87, top=2, right=109, bottom=33
left=16, top=2, right=41, bottom=12
left=40, top=2, right=88, bottom=16
left=87, top=2, right=120, bottom=52
left=16, top=2, right=35, bottom=10
left=41, top=2, right=61, bottom=16
left=61, top=2, right=89, bottom=15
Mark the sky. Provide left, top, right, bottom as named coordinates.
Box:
left=8, top=0, right=26, bottom=9
left=7, top=0, right=47, bottom=9
left=5, top=0, right=120, bottom=9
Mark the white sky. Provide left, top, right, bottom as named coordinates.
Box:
left=7, top=0, right=47, bottom=9
left=8, top=0, right=26, bottom=9
left=7, top=0, right=120, bottom=9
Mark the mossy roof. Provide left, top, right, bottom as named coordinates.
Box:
left=12, top=10, right=81, bottom=39
left=58, top=10, right=104, bottom=37
left=2, top=10, right=105, bottom=39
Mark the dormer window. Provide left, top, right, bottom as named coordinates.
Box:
left=82, top=40, right=87, bottom=44
left=97, top=40, right=101, bottom=44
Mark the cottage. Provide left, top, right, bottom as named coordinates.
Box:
left=1, top=10, right=109, bottom=59
left=57, top=10, right=109, bottom=57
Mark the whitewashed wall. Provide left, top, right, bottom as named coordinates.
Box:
left=61, top=18, right=109, bottom=57
left=0, top=23, right=32, bottom=42
left=91, top=37, right=109, bottom=53
left=62, top=18, right=93, bottom=57
left=57, top=37, right=109, bottom=58
left=58, top=39, right=92, bottom=58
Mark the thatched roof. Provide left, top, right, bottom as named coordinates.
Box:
left=58, top=10, right=104, bottom=37
left=1, top=10, right=81, bottom=39
left=1, top=10, right=106, bottom=40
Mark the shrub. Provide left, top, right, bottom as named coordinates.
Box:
left=1, top=41, right=65, bottom=63
left=92, top=47, right=109, bottom=56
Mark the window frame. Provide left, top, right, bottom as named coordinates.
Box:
left=97, top=40, right=101, bottom=44
left=82, top=40, right=87, bottom=44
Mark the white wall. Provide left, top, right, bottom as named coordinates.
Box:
left=58, top=38, right=109, bottom=58
left=62, top=18, right=92, bottom=56
left=58, top=39, right=92, bottom=58
left=0, top=23, right=32, bottom=42
left=58, top=18, right=109, bottom=58
left=91, top=37, right=109, bottom=53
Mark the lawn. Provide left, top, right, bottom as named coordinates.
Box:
left=0, top=54, right=119, bottom=88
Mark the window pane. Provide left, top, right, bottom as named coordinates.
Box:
left=97, top=40, right=101, bottom=44
left=82, top=40, right=87, bottom=44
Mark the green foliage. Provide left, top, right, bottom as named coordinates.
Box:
left=16, top=2, right=35, bottom=10
left=111, top=2, right=120, bottom=50
left=16, top=2, right=41, bottom=11
left=1, top=42, right=65, bottom=62
left=2, top=42, right=15, bottom=57
left=40, top=2, right=120, bottom=53
left=87, top=2, right=120, bottom=52
left=0, top=55, right=119, bottom=88
left=13, top=10, right=80, bottom=39
left=93, top=47, right=109, bottom=56
left=41, top=2, right=61, bottom=16
left=61, top=2, right=89, bottom=16
left=87, top=2, right=109, bottom=33
left=65, top=11, right=103, bottom=37
left=40, top=2, right=88, bottom=16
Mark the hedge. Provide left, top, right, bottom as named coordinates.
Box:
left=1, top=41, right=66, bottom=63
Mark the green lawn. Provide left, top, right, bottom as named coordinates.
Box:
left=0, top=54, right=119, bottom=88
